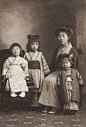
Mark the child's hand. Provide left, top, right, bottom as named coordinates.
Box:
left=38, top=89, right=41, bottom=93
left=38, top=86, right=41, bottom=93
left=26, top=76, right=33, bottom=81
left=21, top=62, right=25, bottom=68
left=45, top=72, right=50, bottom=77
left=29, top=75, right=33, bottom=81
left=79, top=85, right=84, bottom=89
left=25, top=76, right=30, bottom=81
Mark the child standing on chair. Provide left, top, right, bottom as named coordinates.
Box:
left=57, top=54, right=84, bottom=114
left=24, top=35, right=50, bottom=108
left=2, top=43, right=28, bottom=98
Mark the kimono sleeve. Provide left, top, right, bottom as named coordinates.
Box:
left=57, top=76, right=61, bottom=86
left=2, top=58, right=10, bottom=76
left=74, top=49, right=80, bottom=70
left=70, top=46, right=80, bottom=70
left=50, top=47, right=59, bottom=72
left=25, top=60, right=29, bottom=76
left=41, top=54, right=50, bottom=75
left=21, top=58, right=29, bottom=76
left=24, top=53, right=28, bottom=61
left=76, top=70, right=84, bottom=87
left=57, top=71, right=62, bottom=86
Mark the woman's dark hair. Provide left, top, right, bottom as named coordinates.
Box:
left=26, top=40, right=40, bottom=52
left=55, top=27, right=73, bottom=39
left=9, top=43, right=24, bottom=57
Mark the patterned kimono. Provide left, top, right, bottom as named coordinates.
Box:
left=57, top=68, right=84, bottom=111
left=2, top=56, right=28, bottom=93
left=25, top=50, right=50, bottom=107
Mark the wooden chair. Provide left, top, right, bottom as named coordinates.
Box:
left=0, top=49, right=34, bottom=112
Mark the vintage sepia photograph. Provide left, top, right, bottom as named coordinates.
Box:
left=0, top=0, right=86, bottom=127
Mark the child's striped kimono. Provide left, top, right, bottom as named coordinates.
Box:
left=25, top=50, right=50, bottom=107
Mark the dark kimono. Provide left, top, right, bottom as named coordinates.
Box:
left=39, top=43, right=80, bottom=108
left=57, top=68, right=84, bottom=111
left=50, top=46, right=80, bottom=72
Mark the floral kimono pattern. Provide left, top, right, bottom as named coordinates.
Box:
left=2, top=56, right=28, bottom=93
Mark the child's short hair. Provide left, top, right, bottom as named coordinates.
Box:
left=9, top=43, right=24, bottom=57
left=26, top=34, right=40, bottom=52
left=57, top=54, right=74, bottom=67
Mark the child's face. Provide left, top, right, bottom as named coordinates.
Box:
left=11, top=46, right=20, bottom=57
left=58, top=32, right=69, bottom=45
left=62, top=59, right=71, bottom=70
left=30, top=42, right=39, bottom=52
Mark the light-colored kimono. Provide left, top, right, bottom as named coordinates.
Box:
left=2, top=56, right=28, bottom=93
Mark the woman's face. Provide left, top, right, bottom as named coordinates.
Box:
left=30, top=42, right=39, bottom=52
left=12, top=46, right=20, bottom=57
left=58, top=32, right=69, bottom=45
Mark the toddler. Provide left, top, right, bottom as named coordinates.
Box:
left=2, top=43, right=29, bottom=98
left=57, top=54, right=84, bottom=114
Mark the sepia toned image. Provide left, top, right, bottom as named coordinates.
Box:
left=0, top=0, right=86, bottom=127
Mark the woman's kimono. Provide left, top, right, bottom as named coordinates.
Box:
left=2, top=56, right=28, bottom=93
left=25, top=50, right=50, bottom=107
left=38, top=42, right=80, bottom=109
left=57, top=68, right=84, bottom=111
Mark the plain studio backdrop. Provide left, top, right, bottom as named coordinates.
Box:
left=0, top=0, right=86, bottom=93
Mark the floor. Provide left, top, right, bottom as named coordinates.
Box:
left=0, top=94, right=86, bottom=127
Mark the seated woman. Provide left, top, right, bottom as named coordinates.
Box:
left=38, top=27, right=80, bottom=113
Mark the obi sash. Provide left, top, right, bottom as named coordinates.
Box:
left=28, top=61, right=40, bottom=69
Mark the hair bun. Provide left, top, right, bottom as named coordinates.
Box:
left=55, top=27, right=73, bottom=38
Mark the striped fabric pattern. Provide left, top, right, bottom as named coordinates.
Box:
left=41, top=54, right=50, bottom=75
left=24, top=51, right=50, bottom=88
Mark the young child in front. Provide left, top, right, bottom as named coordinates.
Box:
left=57, top=54, right=84, bottom=115
left=2, top=43, right=29, bottom=98
left=24, top=34, right=50, bottom=109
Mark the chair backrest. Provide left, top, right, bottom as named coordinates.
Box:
left=0, top=49, right=10, bottom=87
left=0, top=49, right=10, bottom=70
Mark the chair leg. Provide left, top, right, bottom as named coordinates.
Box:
left=8, top=93, right=11, bottom=113
left=1, top=93, right=3, bottom=103
left=26, top=92, right=28, bottom=109
left=27, top=88, right=34, bottom=111
left=1, top=92, right=4, bottom=109
left=21, top=98, right=24, bottom=110
left=80, top=88, right=83, bottom=107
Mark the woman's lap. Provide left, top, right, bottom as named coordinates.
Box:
left=39, top=70, right=61, bottom=108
